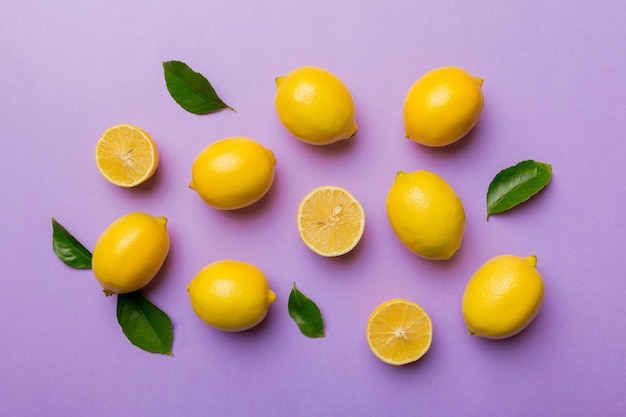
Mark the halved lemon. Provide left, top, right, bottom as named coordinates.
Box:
left=296, top=185, right=365, bottom=257
left=366, top=299, right=433, bottom=365
left=95, top=124, right=159, bottom=187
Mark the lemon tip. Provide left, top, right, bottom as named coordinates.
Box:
left=524, top=255, right=538, bottom=267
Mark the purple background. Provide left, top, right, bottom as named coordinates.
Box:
left=2, top=1, right=625, bottom=415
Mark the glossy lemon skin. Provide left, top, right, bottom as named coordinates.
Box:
left=404, top=66, right=484, bottom=147
left=187, top=260, right=277, bottom=332
left=190, top=137, right=276, bottom=210
left=275, top=66, right=357, bottom=145
left=92, top=212, right=170, bottom=295
left=462, top=255, right=545, bottom=339
left=386, top=170, right=465, bottom=260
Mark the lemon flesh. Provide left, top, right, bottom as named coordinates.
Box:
left=92, top=212, right=170, bottom=295
left=366, top=299, right=433, bottom=365
left=403, top=66, right=484, bottom=147
left=386, top=170, right=465, bottom=260
left=187, top=260, right=276, bottom=332
left=296, top=186, right=365, bottom=257
left=190, top=137, right=276, bottom=210
left=275, top=66, right=357, bottom=145
left=95, top=124, right=159, bottom=187
left=462, top=254, right=545, bottom=339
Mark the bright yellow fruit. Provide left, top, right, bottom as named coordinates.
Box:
left=297, top=186, right=365, bottom=257
left=462, top=254, right=545, bottom=339
left=386, top=170, right=465, bottom=260
left=403, top=66, right=484, bottom=147
left=366, top=299, right=433, bottom=366
left=92, top=212, right=170, bottom=295
left=275, top=66, right=357, bottom=145
left=95, top=124, right=159, bottom=187
left=187, top=260, right=276, bottom=332
left=190, top=137, right=276, bottom=210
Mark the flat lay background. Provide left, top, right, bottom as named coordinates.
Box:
left=2, top=1, right=625, bottom=415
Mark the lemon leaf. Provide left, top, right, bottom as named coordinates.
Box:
left=288, top=283, right=325, bottom=338
left=163, top=60, right=234, bottom=115
left=117, top=292, right=173, bottom=355
left=486, top=160, right=552, bottom=220
left=51, top=218, right=92, bottom=269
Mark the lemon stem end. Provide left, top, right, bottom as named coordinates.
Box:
left=524, top=255, right=538, bottom=268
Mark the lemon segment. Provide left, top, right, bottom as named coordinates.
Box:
left=462, top=254, right=545, bottom=339
left=275, top=66, right=357, bottom=145
left=296, top=186, right=365, bottom=257
left=366, top=299, right=433, bottom=365
left=190, top=137, right=276, bottom=210
left=386, top=170, right=465, bottom=260
left=403, top=66, right=484, bottom=147
left=95, top=124, right=159, bottom=187
left=92, top=212, right=170, bottom=295
left=187, top=260, right=276, bottom=332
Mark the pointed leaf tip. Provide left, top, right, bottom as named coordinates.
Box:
left=163, top=60, right=234, bottom=115
left=486, top=160, right=552, bottom=218
left=288, top=283, right=325, bottom=338
left=117, top=292, right=173, bottom=355
left=51, top=218, right=92, bottom=269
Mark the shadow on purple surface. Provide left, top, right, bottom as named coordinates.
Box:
left=289, top=129, right=359, bottom=158
left=404, top=117, right=487, bottom=162
left=140, top=231, right=178, bottom=295
left=205, top=167, right=282, bottom=220
left=465, top=304, right=547, bottom=351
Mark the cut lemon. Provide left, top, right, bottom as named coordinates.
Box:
left=366, top=299, right=433, bottom=365
left=296, top=185, right=365, bottom=257
left=95, top=124, right=159, bottom=187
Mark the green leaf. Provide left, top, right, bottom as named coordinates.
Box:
left=163, top=60, right=234, bottom=114
left=117, top=292, right=173, bottom=355
left=486, top=160, right=552, bottom=220
left=288, top=283, right=325, bottom=338
left=51, top=218, right=92, bottom=269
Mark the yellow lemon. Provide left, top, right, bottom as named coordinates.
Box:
left=92, top=212, right=170, bottom=295
left=187, top=260, right=276, bottom=332
left=462, top=255, right=545, bottom=339
left=386, top=170, right=465, bottom=260
left=190, top=137, right=276, bottom=210
left=366, top=299, right=433, bottom=365
left=275, top=66, right=357, bottom=145
left=296, top=186, right=365, bottom=257
left=403, top=66, right=484, bottom=147
left=95, top=124, right=159, bottom=187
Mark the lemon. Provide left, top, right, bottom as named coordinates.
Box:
left=462, top=254, right=545, bottom=339
left=275, top=66, right=357, bottom=145
left=92, top=212, right=170, bottom=295
left=187, top=260, right=276, bottom=332
left=190, top=137, right=276, bottom=210
left=403, top=66, right=484, bottom=147
left=296, top=185, right=365, bottom=257
left=366, top=299, right=433, bottom=365
left=95, top=124, right=159, bottom=187
left=386, top=170, right=465, bottom=260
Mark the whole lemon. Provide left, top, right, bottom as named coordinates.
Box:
left=187, top=260, right=276, bottom=332
left=275, top=66, right=357, bottom=145
left=386, top=170, right=465, bottom=260
left=92, top=212, right=170, bottom=295
left=403, top=66, right=484, bottom=147
left=462, top=254, right=545, bottom=339
left=190, top=137, right=276, bottom=210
